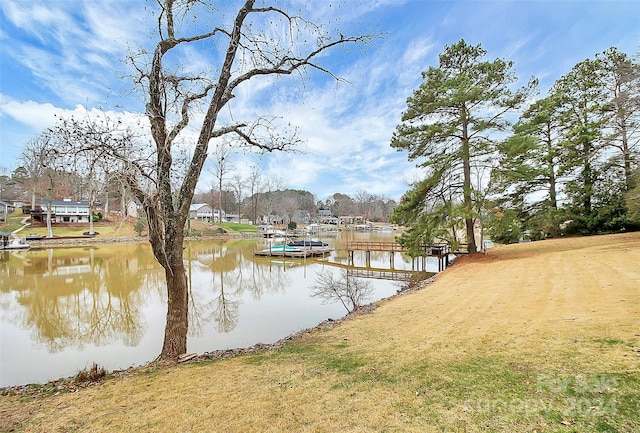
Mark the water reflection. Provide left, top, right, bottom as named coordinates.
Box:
left=0, top=246, right=163, bottom=353
left=1, top=232, right=420, bottom=386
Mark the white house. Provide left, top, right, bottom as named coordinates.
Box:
left=0, top=200, right=12, bottom=223
left=126, top=199, right=140, bottom=219
left=190, top=203, right=213, bottom=221
left=214, top=208, right=227, bottom=222
left=40, top=199, right=91, bottom=223
left=292, top=210, right=311, bottom=224
left=190, top=204, right=228, bottom=223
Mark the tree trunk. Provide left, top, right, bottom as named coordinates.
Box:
left=104, top=190, right=110, bottom=221
left=461, top=119, right=477, bottom=253
left=160, top=258, right=189, bottom=358
left=88, top=200, right=95, bottom=235
left=583, top=141, right=593, bottom=215
left=46, top=200, right=53, bottom=238
left=547, top=144, right=558, bottom=209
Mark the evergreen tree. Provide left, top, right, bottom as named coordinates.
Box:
left=553, top=57, right=608, bottom=224
left=390, top=39, right=536, bottom=252
left=552, top=50, right=639, bottom=232
left=492, top=95, right=566, bottom=236
left=596, top=47, right=640, bottom=191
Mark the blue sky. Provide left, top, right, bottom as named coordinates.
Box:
left=1, top=0, right=638, bottom=202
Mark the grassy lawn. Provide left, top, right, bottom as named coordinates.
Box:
left=1, top=232, right=638, bottom=432
left=0, top=209, right=27, bottom=233
left=222, top=221, right=258, bottom=233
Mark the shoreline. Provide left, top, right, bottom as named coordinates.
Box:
left=24, top=232, right=258, bottom=249
left=0, top=268, right=439, bottom=395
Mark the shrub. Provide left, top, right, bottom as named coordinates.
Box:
left=75, top=362, right=107, bottom=383
left=134, top=218, right=147, bottom=236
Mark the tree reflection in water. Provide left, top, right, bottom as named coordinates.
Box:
left=0, top=245, right=163, bottom=352
left=1, top=232, right=407, bottom=386
left=310, top=268, right=374, bottom=313
left=186, top=239, right=293, bottom=336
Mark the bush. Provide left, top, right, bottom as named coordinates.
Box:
left=75, top=362, right=107, bottom=383
left=487, top=208, right=522, bottom=244
left=134, top=218, right=147, bottom=236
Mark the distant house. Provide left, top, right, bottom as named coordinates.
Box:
left=39, top=199, right=91, bottom=223
left=292, top=210, right=311, bottom=224
left=260, top=214, right=285, bottom=225
left=318, top=208, right=332, bottom=218
left=317, top=208, right=338, bottom=224
left=0, top=200, right=14, bottom=223
left=213, top=208, right=227, bottom=222
left=338, top=215, right=366, bottom=226
left=225, top=213, right=241, bottom=223
left=126, top=199, right=140, bottom=219
left=190, top=203, right=213, bottom=222
left=190, top=203, right=226, bottom=222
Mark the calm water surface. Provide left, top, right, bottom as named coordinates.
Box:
left=1, top=231, right=436, bottom=387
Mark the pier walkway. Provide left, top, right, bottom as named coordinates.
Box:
left=346, top=241, right=466, bottom=272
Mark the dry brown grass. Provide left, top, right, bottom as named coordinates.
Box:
left=2, top=232, right=639, bottom=432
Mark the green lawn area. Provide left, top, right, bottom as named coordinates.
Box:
left=222, top=222, right=258, bottom=233
left=0, top=210, right=27, bottom=234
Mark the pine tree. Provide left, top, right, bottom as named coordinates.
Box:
left=390, top=39, right=536, bottom=252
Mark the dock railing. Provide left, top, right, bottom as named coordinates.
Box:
left=345, top=241, right=454, bottom=272
left=346, top=241, right=407, bottom=253
left=346, top=241, right=451, bottom=257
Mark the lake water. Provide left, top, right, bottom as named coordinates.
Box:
left=0, top=230, right=436, bottom=387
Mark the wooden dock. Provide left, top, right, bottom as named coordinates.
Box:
left=346, top=241, right=453, bottom=271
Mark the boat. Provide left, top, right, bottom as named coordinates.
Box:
left=287, top=240, right=329, bottom=249
left=1, top=237, right=31, bottom=250
left=254, top=243, right=331, bottom=258
left=257, top=225, right=287, bottom=238
left=263, top=244, right=303, bottom=253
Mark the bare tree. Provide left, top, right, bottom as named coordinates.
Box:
left=47, top=122, right=113, bottom=236
left=48, top=0, right=372, bottom=359
left=246, top=165, right=262, bottom=224
left=20, top=132, right=69, bottom=238
left=209, top=141, right=234, bottom=226
left=355, top=189, right=371, bottom=218
left=19, top=135, right=52, bottom=210
left=260, top=176, right=284, bottom=223
left=229, top=173, right=246, bottom=223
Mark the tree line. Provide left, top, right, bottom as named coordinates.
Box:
left=1, top=153, right=397, bottom=226
left=390, top=40, right=639, bottom=254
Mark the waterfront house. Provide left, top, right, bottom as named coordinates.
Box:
left=39, top=199, right=91, bottom=223
left=189, top=203, right=227, bottom=223
left=190, top=203, right=214, bottom=222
